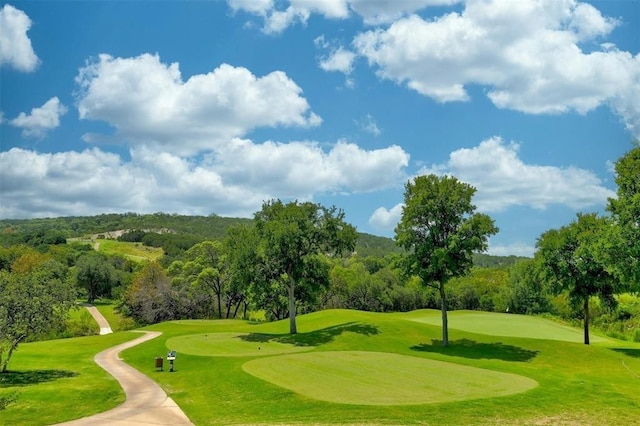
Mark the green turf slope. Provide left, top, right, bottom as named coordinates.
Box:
left=243, top=350, right=537, bottom=405
left=402, top=309, right=611, bottom=343
left=166, top=332, right=313, bottom=357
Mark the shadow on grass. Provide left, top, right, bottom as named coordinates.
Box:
left=240, top=322, right=379, bottom=347
left=0, top=370, right=78, bottom=387
left=611, top=348, right=640, bottom=358
left=411, top=338, right=538, bottom=362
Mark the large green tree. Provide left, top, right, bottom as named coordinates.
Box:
left=502, top=257, right=550, bottom=315
left=0, top=257, right=75, bottom=372
left=74, top=252, right=118, bottom=303
left=395, top=175, right=498, bottom=346
left=536, top=213, right=617, bottom=345
left=606, top=146, right=640, bottom=291
left=124, top=262, right=176, bottom=324
left=168, top=241, right=230, bottom=319
left=254, top=200, right=357, bottom=334
left=224, top=225, right=260, bottom=319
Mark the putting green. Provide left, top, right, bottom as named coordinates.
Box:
left=409, top=311, right=610, bottom=343
left=165, top=333, right=313, bottom=357
left=242, top=351, right=538, bottom=405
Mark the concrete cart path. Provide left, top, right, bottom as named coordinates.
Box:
left=83, top=304, right=113, bottom=335
left=56, top=331, right=194, bottom=426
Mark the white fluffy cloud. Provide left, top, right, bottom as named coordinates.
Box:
left=0, top=138, right=409, bottom=219
left=75, top=53, right=321, bottom=155
left=10, top=97, right=67, bottom=138
left=319, top=47, right=356, bottom=74
left=369, top=136, right=615, bottom=233
left=352, top=0, right=640, bottom=138
left=0, top=4, right=39, bottom=72
left=369, top=203, right=404, bottom=231
left=420, top=137, right=615, bottom=212
left=228, top=0, right=458, bottom=32
left=348, top=0, right=460, bottom=25
left=229, top=0, right=348, bottom=33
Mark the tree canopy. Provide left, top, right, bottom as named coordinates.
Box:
left=169, top=241, right=230, bottom=319
left=0, top=255, right=75, bottom=372
left=536, top=213, right=617, bottom=344
left=606, top=146, right=640, bottom=291
left=253, top=200, right=357, bottom=334
left=395, top=175, right=498, bottom=346
left=74, top=252, right=118, bottom=303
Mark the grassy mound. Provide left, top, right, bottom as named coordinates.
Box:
left=166, top=332, right=313, bottom=357
left=243, top=351, right=537, bottom=405
left=404, top=310, right=611, bottom=343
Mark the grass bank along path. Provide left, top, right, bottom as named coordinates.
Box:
left=56, top=318, right=193, bottom=425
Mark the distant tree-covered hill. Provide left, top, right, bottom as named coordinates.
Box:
left=0, top=213, right=528, bottom=263
left=0, top=213, right=251, bottom=243
left=472, top=253, right=530, bottom=268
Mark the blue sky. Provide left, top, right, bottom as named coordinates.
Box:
left=1, top=0, right=638, bottom=256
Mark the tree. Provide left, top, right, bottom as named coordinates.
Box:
left=0, top=258, right=75, bottom=372
left=254, top=200, right=357, bottom=334
left=502, top=258, right=551, bottom=315
left=606, top=145, right=640, bottom=291
left=395, top=175, right=498, bottom=346
left=536, top=213, right=617, bottom=345
left=224, top=225, right=259, bottom=319
left=168, top=241, right=230, bottom=319
left=124, top=262, right=176, bottom=324
left=74, top=252, right=118, bottom=303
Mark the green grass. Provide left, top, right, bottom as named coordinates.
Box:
left=243, top=351, right=537, bottom=405
left=3, top=309, right=640, bottom=424
left=405, top=310, right=612, bottom=343
left=166, top=332, right=314, bottom=357
left=0, top=332, right=142, bottom=424
left=93, top=301, right=137, bottom=332
left=95, top=239, right=163, bottom=262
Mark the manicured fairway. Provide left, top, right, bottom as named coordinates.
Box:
left=5, top=309, right=640, bottom=425
left=166, top=332, right=313, bottom=357
left=406, top=310, right=611, bottom=343
left=243, top=350, right=538, bottom=405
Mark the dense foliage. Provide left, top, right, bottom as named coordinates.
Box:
left=0, top=249, right=75, bottom=372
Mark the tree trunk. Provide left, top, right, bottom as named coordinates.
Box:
left=1, top=338, right=23, bottom=373
left=216, top=291, right=222, bottom=319
left=225, top=299, right=232, bottom=319
left=583, top=297, right=590, bottom=345
left=232, top=299, right=241, bottom=318
left=288, top=279, right=297, bottom=335
left=440, top=282, right=449, bottom=346
left=89, top=279, right=97, bottom=304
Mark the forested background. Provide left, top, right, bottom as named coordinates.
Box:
left=1, top=209, right=638, bottom=343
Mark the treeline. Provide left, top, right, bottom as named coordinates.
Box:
left=1, top=213, right=413, bottom=261
left=0, top=212, right=251, bottom=245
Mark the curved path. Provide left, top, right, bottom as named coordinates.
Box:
left=57, top=309, right=193, bottom=425
left=83, top=304, right=113, bottom=335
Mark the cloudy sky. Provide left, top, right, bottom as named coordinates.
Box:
left=1, top=0, right=638, bottom=256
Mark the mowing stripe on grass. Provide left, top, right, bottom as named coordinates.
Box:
left=165, top=332, right=313, bottom=357
left=242, top=351, right=538, bottom=405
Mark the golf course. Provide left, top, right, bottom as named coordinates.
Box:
left=2, top=308, right=639, bottom=424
